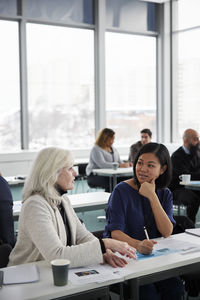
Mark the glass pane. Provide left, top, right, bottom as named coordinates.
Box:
left=0, top=20, right=20, bottom=151
left=27, top=23, right=95, bottom=150
left=105, top=32, right=156, bottom=147
left=106, top=0, right=156, bottom=32
left=173, top=29, right=200, bottom=141
left=173, top=0, right=200, bottom=31
left=24, top=0, right=94, bottom=24
left=0, top=0, right=17, bottom=16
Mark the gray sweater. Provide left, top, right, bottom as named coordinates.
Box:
left=86, top=145, right=122, bottom=176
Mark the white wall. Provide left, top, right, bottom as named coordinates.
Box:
left=0, top=144, right=181, bottom=177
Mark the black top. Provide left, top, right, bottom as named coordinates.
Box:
left=169, top=146, right=200, bottom=191
left=56, top=187, right=106, bottom=252
left=0, top=176, right=16, bottom=247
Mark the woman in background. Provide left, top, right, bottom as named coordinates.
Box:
left=9, top=147, right=136, bottom=268
left=104, top=142, right=184, bottom=300
left=86, top=128, right=132, bottom=192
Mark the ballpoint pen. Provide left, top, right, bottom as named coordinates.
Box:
left=0, top=270, right=3, bottom=289
left=143, top=226, right=150, bottom=240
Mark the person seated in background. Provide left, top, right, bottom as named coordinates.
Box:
left=86, top=128, right=132, bottom=192
left=8, top=147, right=136, bottom=268
left=0, top=174, right=16, bottom=267
left=128, top=128, right=152, bottom=163
left=0, top=174, right=16, bottom=248
left=104, top=142, right=184, bottom=300
left=169, top=128, right=200, bottom=224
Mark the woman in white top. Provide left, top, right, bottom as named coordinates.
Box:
left=8, top=147, right=136, bottom=268
left=86, top=128, right=132, bottom=192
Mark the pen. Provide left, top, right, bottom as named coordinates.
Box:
left=0, top=270, right=3, bottom=289
left=144, top=226, right=150, bottom=240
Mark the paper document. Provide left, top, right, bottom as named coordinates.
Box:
left=3, top=264, right=39, bottom=285
left=185, top=228, right=200, bottom=237
left=69, top=263, right=123, bottom=285
left=154, top=236, right=200, bottom=255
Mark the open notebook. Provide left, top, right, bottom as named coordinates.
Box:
left=3, top=264, right=39, bottom=285
left=185, top=228, right=200, bottom=237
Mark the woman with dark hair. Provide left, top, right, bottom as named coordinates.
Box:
left=86, top=128, right=132, bottom=192
left=104, top=142, right=184, bottom=300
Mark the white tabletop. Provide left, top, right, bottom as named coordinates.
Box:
left=92, top=167, right=133, bottom=176
left=5, top=176, right=26, bottom=186
left=0, top=260, right=122, bottom=300
left=180, top=180, right=200, bottom=187
left=124, top=232, right=200, bottom=281
left=13, top=192, right=110, bottom=217
left=1, top=233, right=200, bottom=300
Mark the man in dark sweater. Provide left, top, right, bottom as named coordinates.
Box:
left=169, top=129, right=200, bottom=223
left=128, top=128, right=152, bottom=163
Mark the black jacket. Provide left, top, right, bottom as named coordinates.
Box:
left=169, top=146, right=200, bottom=191
left=0, top=176, right=15, bottom=247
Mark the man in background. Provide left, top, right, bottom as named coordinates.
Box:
left=169, top=128, right=200, bottom=224
left=128, top=128, right=152, bottom=163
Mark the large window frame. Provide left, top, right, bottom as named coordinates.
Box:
left=0, top=0, right=167, bottom=155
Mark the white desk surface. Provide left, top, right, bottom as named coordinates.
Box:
left=5, top=176, right=26, bottom=186
left=124, top=232, right=200, bottom=281
left=92, top=167, right=133, bottom=176
left=1, top=233, right=200, bottom=300
left=180, top=181, right=200, bottom=188
left=13, top=192, right=110, bottom=217
left=0, top=260, right=122, bottom=300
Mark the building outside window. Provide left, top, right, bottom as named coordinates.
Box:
left=172, top=0, right=200, bottom=142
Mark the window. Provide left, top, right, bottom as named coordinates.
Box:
left=172, top=0, right=200, bottom=141
left=0, top=20, right=20, bottom=151
left=27, top=23, right=95, bottom=149
left=24, top=0, right=94, bottom=24
left=105, top=32, right=156, bottom=146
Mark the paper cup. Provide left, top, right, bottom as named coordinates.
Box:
left=51, top=259, right=70, bottom=286
left=112, top=162, right=119, bottom=170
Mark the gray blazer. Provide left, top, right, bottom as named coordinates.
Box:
left=8, top=194, right=102, bottom=268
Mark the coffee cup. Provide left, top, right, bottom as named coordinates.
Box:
left=179, top=174, right=191, bottom=183
left=112, top=162, right=119, bottom=170
left=51, top=259, right=70, bottom=286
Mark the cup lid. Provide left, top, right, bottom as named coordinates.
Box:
left=51, top=259, right=70, bottom=266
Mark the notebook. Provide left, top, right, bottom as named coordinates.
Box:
left=185, top=228, right=200, bottom=237
left=3, top=264, right=39, bottom=285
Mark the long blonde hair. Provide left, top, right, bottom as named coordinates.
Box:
left=23, top=147, right=74, bottom=207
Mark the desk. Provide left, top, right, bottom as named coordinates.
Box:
left=92, top=167, right=133, bottom=192
left=0, top=260, right=121, bottom=300
left=180, top=181, right=200, bottom=191
left=13, top=192, right=110, bottom=220
left=124, top=233, right=200, bottom=300
left=5, top=176, right=26, bottom=186
left=1, top=233, right=200, bottom=300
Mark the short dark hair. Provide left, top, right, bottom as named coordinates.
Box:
left=133, top=142, right=172, bottom=189
left=140, top=128, right=152, bottom=138
left=95, top=128, right=115, bottom=148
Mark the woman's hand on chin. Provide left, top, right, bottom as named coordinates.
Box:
left=102, top=249, right=128, bottom=268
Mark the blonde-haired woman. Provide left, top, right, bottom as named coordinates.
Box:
left=9, top=147, right=136, bottom=268
left=86, top=128, right=132, bottom=192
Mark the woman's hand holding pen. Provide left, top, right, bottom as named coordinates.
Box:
left=137, top=239, right=157, bottom=255
left=102, top=238, right=137, bottom=259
